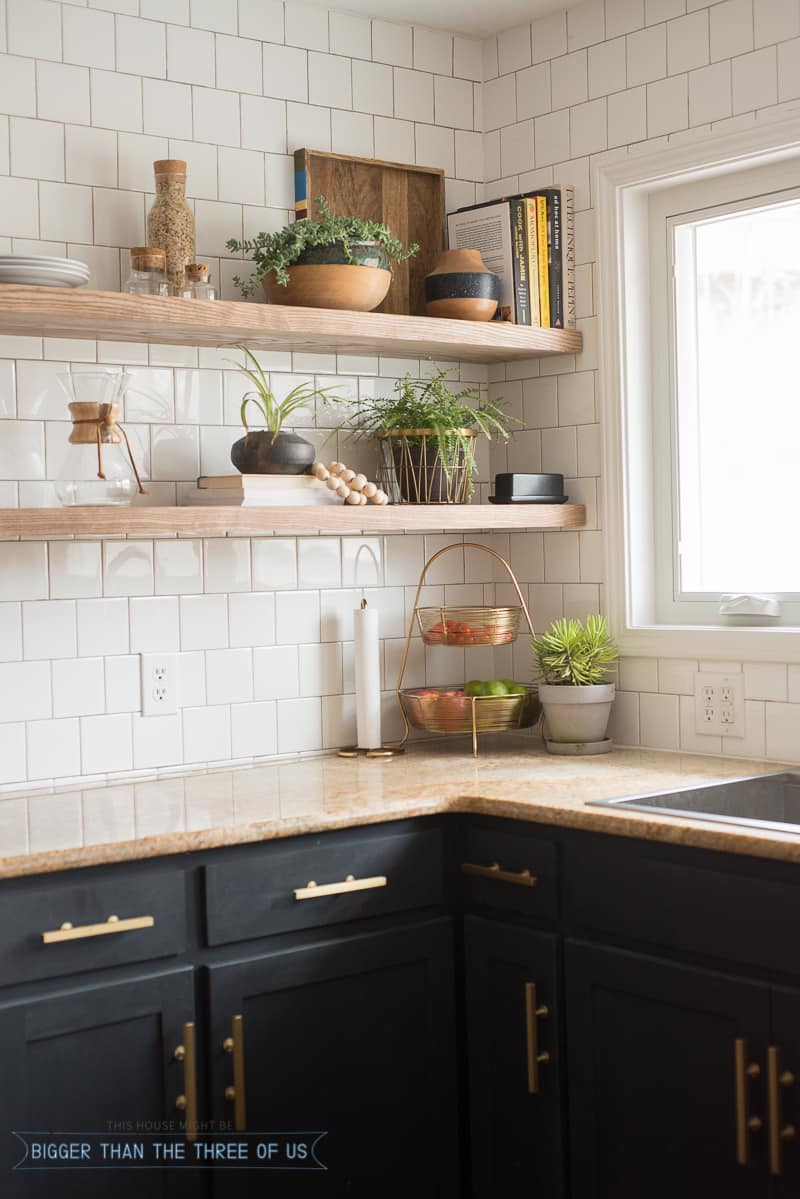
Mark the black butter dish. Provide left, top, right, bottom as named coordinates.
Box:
left=490, top=473, right=566, bottom=503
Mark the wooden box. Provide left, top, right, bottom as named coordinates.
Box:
left=294, top=148, right=445, bottom=316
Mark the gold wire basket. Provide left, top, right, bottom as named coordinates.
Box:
left=416, top=605, right=521, bottom=646
left=394, top=542, right=539, bottom=757
left=377, top=428, right=476, bottom=504
left=399, top=684, right=540, bottom=735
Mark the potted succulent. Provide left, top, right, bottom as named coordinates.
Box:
left=228, top=346, right=337, bottom=475
left=227, top=196, right=418, bottom=312
left=532, top=616, right=619, bottom=755
left=338, top=367, right=518, bottom=503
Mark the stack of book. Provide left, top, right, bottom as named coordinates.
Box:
left=446, top=186, right=576, bottom=329
left=183, top=475, right=342, bottom=507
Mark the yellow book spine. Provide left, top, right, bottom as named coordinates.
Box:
left=524, top=200, right=541, bottom=327
left=536, top=196, right=550, bottom=328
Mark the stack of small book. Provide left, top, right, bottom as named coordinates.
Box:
left=446, top=185, right=576, bottom=329
left=183, top=475, right=342, bottom=506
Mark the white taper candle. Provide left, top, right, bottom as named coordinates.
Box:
left=354, top=598, right=382, bottom=750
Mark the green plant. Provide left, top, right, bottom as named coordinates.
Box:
left=532, top=616, right=619, bottom=686
left=226, top=196, right=419, bottom=296
left=335, top=366, right=518, bottom=495
left=228, top=345, right=338, bottom=435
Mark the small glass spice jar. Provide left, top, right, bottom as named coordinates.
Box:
left=178, top=263, right=217, bottom=301
left=146, top=159, right=195, bottom=294
left=125, top=247, right=169, bottom=296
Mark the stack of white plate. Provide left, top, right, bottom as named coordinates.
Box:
left=0, top=255, right=90, bottom=288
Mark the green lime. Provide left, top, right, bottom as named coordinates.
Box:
left=485, top=680, right=509, bottom=697
left=464, top=680, right=484, bottom=697
left=504, top=681, right=526, bottom=695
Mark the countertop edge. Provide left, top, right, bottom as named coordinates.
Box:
left=3, top=788, right=800, bottom=880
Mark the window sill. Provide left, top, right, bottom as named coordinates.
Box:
left=617, top=623, right=800, bottom=664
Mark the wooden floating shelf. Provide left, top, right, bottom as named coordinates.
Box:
left=0, top=505, right=586, bottom=537
left=0, top=286, right=582, bottom=364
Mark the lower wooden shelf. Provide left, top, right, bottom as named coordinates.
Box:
left=0, top=504, right=586, bottom=537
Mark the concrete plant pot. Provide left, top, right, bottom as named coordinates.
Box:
left=539, top=683, right=615, bottom=752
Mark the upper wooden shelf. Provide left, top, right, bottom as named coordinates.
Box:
left=0, top=286, right=582, bottom=364
left=0, top=504, right=585, bottom=537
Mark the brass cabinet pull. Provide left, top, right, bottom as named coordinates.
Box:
left=524, top=982, right=550, bottom=1095
left=767, top=1045, right=796, bottom=1176
left=734, top=1038, right=763, bottom=1166
left=42, top=914, right=155, bottom=944
left=223, top=1014, right=247, bottom=1131
left=293, top=874, right=387, bottom=901
left=174, top=1021, right=198, bottom=1142
left=461, top=861, right=537, bottom=888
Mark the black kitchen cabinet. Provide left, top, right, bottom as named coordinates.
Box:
left=0, top=968, right=196, bottom=1199
left=463, top=915, right=564, bottom=1198
left=565, top=940, right=771, bottom=1199
left=206, top=918, right=460, bottom=1198
left=770, top=987, right=800, bottom=1195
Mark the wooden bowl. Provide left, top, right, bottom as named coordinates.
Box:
left=263, top=264, right=391, bottom=312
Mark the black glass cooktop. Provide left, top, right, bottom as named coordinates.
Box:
left=590, top=772, right=800, bottom=835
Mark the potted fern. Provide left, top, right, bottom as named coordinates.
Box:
left=532, top=616, right=619, bottom=755
left=228, top=346, right=338, bottom=474
left=337, top=367, right=518, bottom=503
left=226, top=196, right=418, bottom=312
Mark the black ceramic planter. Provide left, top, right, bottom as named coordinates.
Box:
left=230, top=431, right=315, bottom=475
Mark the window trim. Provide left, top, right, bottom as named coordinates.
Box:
left=595, top=116, right=800, bottom=664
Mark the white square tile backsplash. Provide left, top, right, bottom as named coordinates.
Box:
left=0, top=0, right=798, bottom=799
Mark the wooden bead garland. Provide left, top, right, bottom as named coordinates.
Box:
left=311, top=460, right=389, bottom=506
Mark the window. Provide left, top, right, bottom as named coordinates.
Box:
left=596, top=121, right=800, bottom=657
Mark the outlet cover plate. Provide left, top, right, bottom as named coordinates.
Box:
left=693, top=671, right=745, bottom=738
left=140, top=653, right=178, bottom=717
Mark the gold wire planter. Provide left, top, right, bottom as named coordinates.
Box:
left=394, top=542, right=539, bottom=757
left=416, top=605, right=521, bottom=646
left=377, top=428, right=476, bottom=504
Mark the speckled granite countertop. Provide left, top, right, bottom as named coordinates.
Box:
left=0, top=734, right=796, bottom=879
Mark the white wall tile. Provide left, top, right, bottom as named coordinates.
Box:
left=619, top=656, right=659, bottom=691
left=10, top=117, right=64, bottom=181
left=77, top=597, right=129, bottom=656
left=711, top=0, right=755, bottom=63
left=0, top=53, right=36, bottom=117
left=239, top=0, right=283, bottom=41
left=276, top=589, right=320, bottom=643
left=484, top=72, right=516, bottom=130
left=52, top=656, right=105, bottom=717
left=27, top=717, right=81, bottom=780
left=216, top=34, right=262, bottom=94
left=204, top=538, right=250, bottom=593
left=116, top=15, right=167, bottom=78
left=743, top=661, right=788, bottom=701
left=277, top=695, right=321, bottom=752
left=395, top=66, right=434, bottom=123
left=329, top=11, right=371, bottom=59
left=374, top=115, right=414, bottom=161
left=639, top=690, right=680, bottom=749
left=38, top=61, right=91, bottom=125
left=284, top=2, right=328, bottom=52
left=23, top=599, right=77, bottom=659
left=64, top=6, right=115, bottom=69
left=231, top=699, right=277, bottom=757
left=308, top=50, right=351, bottom=108
left=143, top=78, right=193, bottom=138
left=627, top=23, right=667, bottom=86
left=606, top=0, right=645, bottom=38
left=567, top=0, right=606, bottom=52
left=454, top=36, right=483, bottom=81
left=570, top=97, right=608, bottom=156
left=105, top=654, right=141, bottom=713
left=766, top=702, right=800, bottom=762
left=191, top=0, right=236, bottom=34
left=167, top=24, right=215, bottom=87
left=286, top=100, right=331, bottom=150
left=103, top=540, right=154, bottom=597
left=7, top=0, right=61, bottom=61
left=91, top=70, right=143, bottom=133
left=183, top=702, right=231, bottom=761
left=206, top=647, right=253, bottom=703
left=414, top=27, right=452, bottom=75
left=732, top=46, right=778, bottom=112
left=254, top=644, right=299, bottom=698
left=648, top=72, right=689, bottom=135
left=372, top=20, right=412, bottom=68
left=0, top=660, right=51, bottom=721
left=80, top=712, right=133, bottom=773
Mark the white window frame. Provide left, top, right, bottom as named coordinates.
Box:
left=595, top=116, right=800, bottom=664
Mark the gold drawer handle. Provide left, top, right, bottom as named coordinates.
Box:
left=524, top=982, right=550, bottom=1094
left=223, top=1014, right=247, bottom=1132
left=293, top=874, right=387, bottom=901
left=461, top=861, right=537, bottom=888
left=735, top=1038, right=763, bottom=1166
left=174, top=1021, right=198, bottom=1143
left=768, top=1045, right=796, bottom=1176
left=42, top=914, right=155, bottom=944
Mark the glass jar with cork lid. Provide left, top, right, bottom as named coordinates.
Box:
left=125, top=247, right=169, bottom=296
left=146, top=159, right=195, bottom=295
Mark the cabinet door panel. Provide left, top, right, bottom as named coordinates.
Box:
left=464, top=916, right=564, bottom=1198
left=0, top=970, right=196, bottom=1199
left=207, top=920, right=458, bottom=1199
left=771, top=986, right=800, bottom=1196
left=565, top=940, right=770, bottom=1199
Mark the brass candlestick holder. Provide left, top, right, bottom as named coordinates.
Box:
left=394, top=542, right=541, bottom=757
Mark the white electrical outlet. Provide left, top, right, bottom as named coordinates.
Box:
left=140, top=653, right=178, bottom=716
left=693, top=672, right=745, bottom=737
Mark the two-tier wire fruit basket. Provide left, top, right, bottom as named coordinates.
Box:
left=395, top=542, right=541, bottom=757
